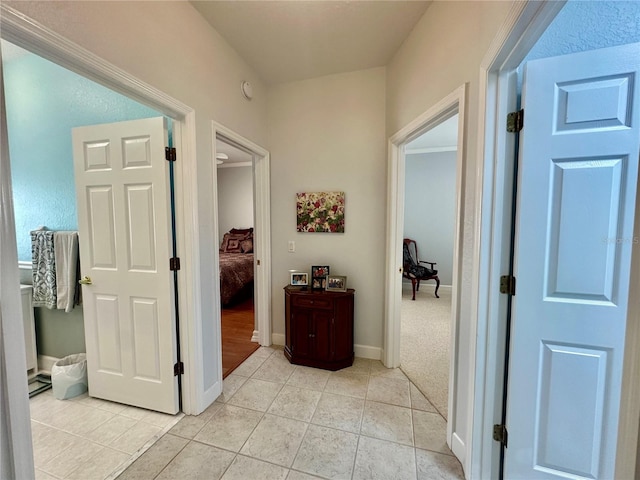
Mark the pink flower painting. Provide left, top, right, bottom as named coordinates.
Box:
left=296, top=191, right=345, bottom=233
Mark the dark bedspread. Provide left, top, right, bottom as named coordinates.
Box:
left=220, top=252, right=254, bottom=305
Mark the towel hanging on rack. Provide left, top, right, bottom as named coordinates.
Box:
left=30, top=227, right=81, bottom=311
left=54, top=231, right=79, bottom=313
left=31, top=229, right=57, bottom=309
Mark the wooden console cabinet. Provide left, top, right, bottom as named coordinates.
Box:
left=284, top=286, right=355, bottom=371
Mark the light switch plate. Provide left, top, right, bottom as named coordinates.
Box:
left=288, top=241, right=295, bottom=253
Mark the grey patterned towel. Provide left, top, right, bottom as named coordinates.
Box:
left=31, top=230, right=57, bottom=309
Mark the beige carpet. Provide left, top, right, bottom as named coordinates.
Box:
left=400, top=281, right=451, bottom=419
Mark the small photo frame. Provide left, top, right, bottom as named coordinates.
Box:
left=326, top=275, right=347, bottom=292
left=311, top=266, right=330, bottom=278
left=290, top=272, right=309, bottom=286
left=311, top=277, right=326, bottom=290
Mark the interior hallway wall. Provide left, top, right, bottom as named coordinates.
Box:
left=268, top=67, right=386, bottom=354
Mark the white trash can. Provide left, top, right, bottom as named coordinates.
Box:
left=51, top=353, right=88, bottom=400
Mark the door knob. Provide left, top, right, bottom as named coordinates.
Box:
left=78, top=276, right=92, bottom=285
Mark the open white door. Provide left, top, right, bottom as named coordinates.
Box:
left=72, top=117, right=178, bottom=414
left=505, top=42, right=640, bottom=478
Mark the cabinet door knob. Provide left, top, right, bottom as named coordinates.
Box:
left=308, top=333, right=315, bottom=338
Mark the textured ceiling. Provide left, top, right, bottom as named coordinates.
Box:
left=190, top=1, right=432, bottom=85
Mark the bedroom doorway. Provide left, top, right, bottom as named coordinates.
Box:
left=216, top=137, right=259, bottom=376
left=384, top=85, right=466, bottom=459
left=212, top=122, right=272, bottom=379
left=401, top=113, right=459, bottom=421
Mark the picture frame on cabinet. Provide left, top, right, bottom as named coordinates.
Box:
left=326, top=275, right=347, bottom=292
left=311, top=277, right=326, bottom=290
left=311, top=265, right=330, bottom=278
left=290, top=272, right=309, bottom=286
left=311, top=265, right=330, bottom=290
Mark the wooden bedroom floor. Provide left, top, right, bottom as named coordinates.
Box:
left=222, top=296, right=259, bottom=378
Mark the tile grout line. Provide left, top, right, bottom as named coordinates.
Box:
left=104, top=412, right=184, bottom=480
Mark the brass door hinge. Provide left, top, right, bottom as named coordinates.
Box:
left=507, top=109, right=524, bottom=133
left=493, top=424, right=508, bottom=446
left=165, top=147, right=177, bottom=162
left=500, top=275, right=516, bottom=295
left=170, top=257, right=181, bottom=271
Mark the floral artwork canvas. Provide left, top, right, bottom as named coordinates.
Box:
left=296, top=191, right=345, bottom=233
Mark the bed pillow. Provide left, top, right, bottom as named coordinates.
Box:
left=230, top=227, right=253, bottom=238
left=220, top=232, right=246, bottom=253
left=240, top=238, right=253, bottom=253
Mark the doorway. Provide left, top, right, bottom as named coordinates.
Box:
left=401, top=114, right=459, bottom=420
left=384, top=84, right=466, bottom=459
left=1, top=38, right=187, bottom=478
left=215, top=137, right=259, bottom=376
left=211, top=122, right=272, bottom=384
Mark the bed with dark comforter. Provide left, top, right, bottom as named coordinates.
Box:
left=219, top=252, right=254, bottom=305
left=219, top=227, right=255, bottom=306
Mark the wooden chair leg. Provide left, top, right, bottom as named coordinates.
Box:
left=434, top=276, right=440, bottom=298
left=411, top=279, right=417, bottom=300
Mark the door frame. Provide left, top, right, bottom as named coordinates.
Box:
left=471, top=1, right=640, bottom=478
left=0, top=5, right=204, bottom=415
left=384, top=84, right=466, bottom=457
left=211, top=121, right=271, bottom=348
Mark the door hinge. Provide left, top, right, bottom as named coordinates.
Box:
left=169, top=257, right=181, bottom=271
left=165, top=147, right=177, bottom=162
left=500, top=275, right=516, bottom=295
left=174, top=361, right=184, bottom=376
left=493, top=424, right=508, bottom=447
left=506, top=109, right=524, bottom=133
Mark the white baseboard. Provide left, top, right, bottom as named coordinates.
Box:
left=402, top=279, right=452, bottom=295
left=354, top=344, right=381, bottom=360
left=451, top=432, right=466, bottom=467
left=251, top=330, right=260, bottom=343
left=201, top=380, right=222, bottom=415
left=271, top=333, right=285, bottom=346
left=37, top=355, right=59, bottom=375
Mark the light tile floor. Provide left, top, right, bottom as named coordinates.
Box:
left=29, top=388, right=181, bottom=479
left=116, top=347, right=465, bottom=480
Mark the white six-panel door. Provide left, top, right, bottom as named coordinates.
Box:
left=506, top=42, right=640, bottom=478
left=72, top=117, right=178, bottom=414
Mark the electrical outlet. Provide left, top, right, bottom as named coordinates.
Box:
left=288, top=241, right=295, bottom=253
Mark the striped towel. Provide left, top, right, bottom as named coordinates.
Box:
left=31, top=229, right=57, bottom=309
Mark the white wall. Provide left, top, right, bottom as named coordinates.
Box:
left=404, top=151, right=457, bottom=286
left=5, top=0, right=269, bottom=401
left=386, top=0, right=515, bottom=469
left=217, top=165, right=254, bottom=245
left=267, top=67, right=386, bottom=355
